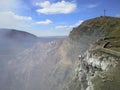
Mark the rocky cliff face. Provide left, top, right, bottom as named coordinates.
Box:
left=61, top=16, right=120, bottom=90
left=64, top=16, right=120, bottom=64
left=0, top=29, right=65, bottom=90
left=66, top=27, right=120, bottom=90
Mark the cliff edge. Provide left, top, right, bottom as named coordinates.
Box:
left=64, top=16, right=120, bottom=90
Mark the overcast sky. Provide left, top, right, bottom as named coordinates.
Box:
left=0, top=0, right=120, bottom=36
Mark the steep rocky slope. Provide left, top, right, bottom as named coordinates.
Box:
left=1, top=40, right=62, bottom=90
left=64, top=16, right=120, bottom=64
left=1, top=38, right=73, bottom=90
left=66, top=37, right=120, bottom=90
left=65, top=16, right=120, bottom=90
left=0, top=29, right=65, bottom=90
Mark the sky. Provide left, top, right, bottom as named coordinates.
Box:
left=0, top=0, right=120, bottom=36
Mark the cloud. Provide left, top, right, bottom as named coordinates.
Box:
left=0, top=0, right=16, bottom=11
left=36, top=1, right=76, bottom=14
left=55, top=25, right=72, bottom=30
left=87, top=4, right=97, bottom=8
left=36, top=19, right=52, bottom=25
left=0, top=0, right=25, bottom=12
left=0, top=11, right=32, bottom=29
left=74, top=20, right=84, bottom=27
left=0, top=11, right=32, bottom=21
left=0, top=11, right=53, bottom=36
left=116, top=14, right=120, bottom=17
left=55, top=20, right=83, bottom=30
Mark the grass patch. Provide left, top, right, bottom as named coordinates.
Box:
left=92, top=65, right=120, bottom=90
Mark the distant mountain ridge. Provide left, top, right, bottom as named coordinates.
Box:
left=6, top=29, right=37, bottom=39
left=0, top=28, right=37, bottom=38
left=0, top=28, right=65, bottom=54
left=0, top=28, right=39, bottom=55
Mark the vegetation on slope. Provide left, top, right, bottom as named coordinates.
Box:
left=69, top=16, right=120, bottom=38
